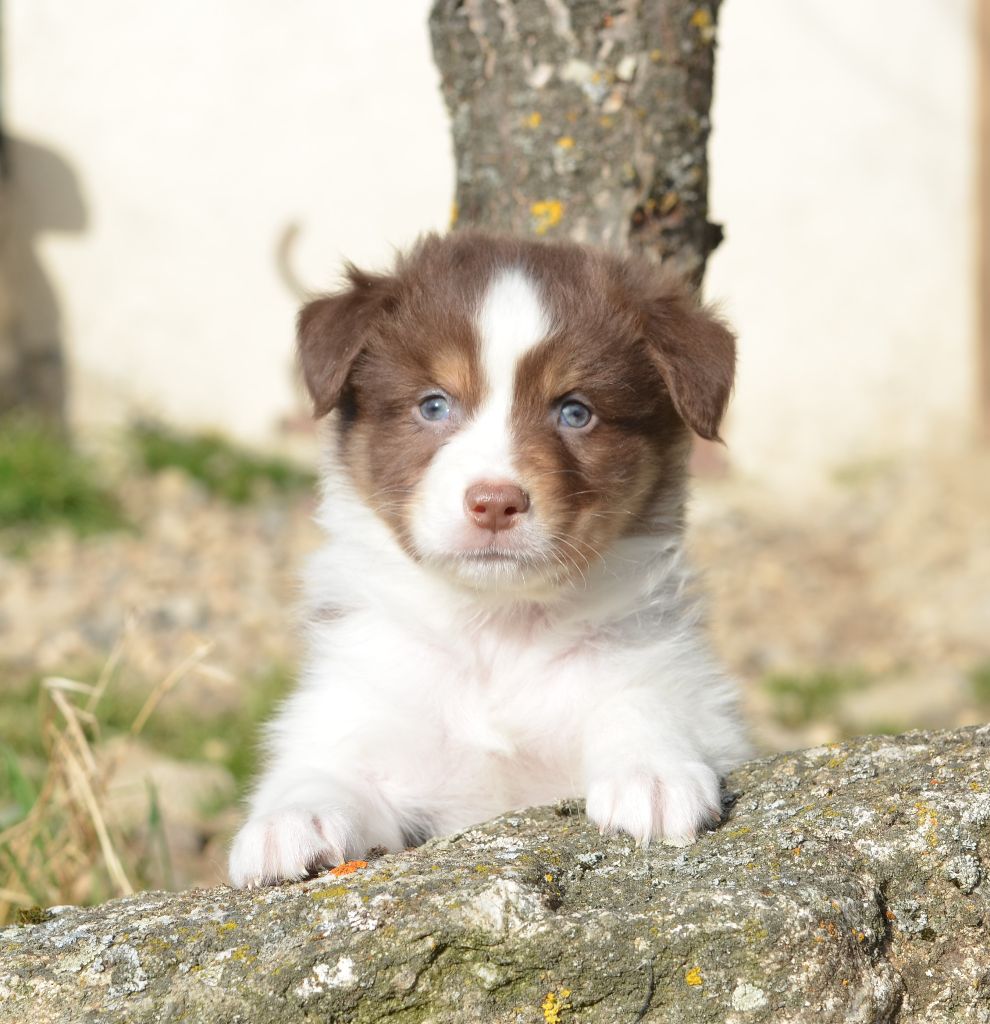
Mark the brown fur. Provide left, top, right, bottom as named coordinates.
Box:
left=297, top=232, right=735, bottom=571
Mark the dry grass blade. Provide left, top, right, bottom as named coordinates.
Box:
left=44, top=683, right=133, bottom=896
left=86, top=619, right=132, bottom=715
left=130, top=641, right=214, bottom=737
left=45, top=684, right=99, bottom=778
left=41, top=677, right=97, bottom=699
left=0, top=629, right=203, bottom=924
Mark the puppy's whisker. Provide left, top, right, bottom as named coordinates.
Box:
left=545, top=536, right=590, bottom=590
left=548, top=535, right=593, bottom=574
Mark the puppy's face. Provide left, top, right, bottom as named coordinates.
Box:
left=299, top=234, right=734, bottom=593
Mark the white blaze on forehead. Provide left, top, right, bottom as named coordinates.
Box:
left=463, top=266, right=552, bottom=481
left=477, top=268, right=552, bottom=396
left=408, top=267, right=553, bottom=562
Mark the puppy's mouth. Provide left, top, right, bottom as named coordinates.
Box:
left=453, top=547, right=540, bottom=566
left=459, top=548, right=526, bottom=561
left=428, top=543, right=551, bottom=577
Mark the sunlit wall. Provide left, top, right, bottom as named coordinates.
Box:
left=5, top=0, right=979, bottom=485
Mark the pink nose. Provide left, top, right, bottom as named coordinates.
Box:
left=464, top=482, right=530, bottom=532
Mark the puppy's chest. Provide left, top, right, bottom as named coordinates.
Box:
left=436, top=621, right=599, bottom=758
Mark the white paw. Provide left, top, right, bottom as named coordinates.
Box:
left=228, top=805, right=355, bottom=888
left=585, top=762, right=721, bottom=846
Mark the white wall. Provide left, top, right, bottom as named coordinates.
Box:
left=6, top=0, right=452, bottom=441
left=707, top=0, right=977, bottom=484
left=5, top=0, right=979, bottom=484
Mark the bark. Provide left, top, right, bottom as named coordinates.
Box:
left=429, top=0, right=724, bottom=284
left=3, top=727, right=990, bottom=1023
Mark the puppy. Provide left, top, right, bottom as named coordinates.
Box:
left=229, top=232, right=749, bottom=887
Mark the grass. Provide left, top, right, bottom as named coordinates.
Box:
left=0, top=639, right=293, bottom=924
left=131, top=420, right=315, bottom=504
left=762, top=667, right=870, bottom=729
left=0, top=417, right=125, bottom=546
left=117, top=661, right=291, bottom=790
left=830, top=457, right=896, bottom=488
left=0, top=648, right=138, bottom=919
left=0, top=416, right=315, bottom=553
left=969, top=661, right=990, bottom=706
left=0, top=660, right=291, bottom=811
left=0, top=415, right=311, bottom=920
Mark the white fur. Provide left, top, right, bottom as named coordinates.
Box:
left=228, top=472, right=748, bottom=885
left=477, top=267, right=552, bottom=395
left=409, top=270, right=553, bottom=584
left=228, top=269, right=749, bottom=888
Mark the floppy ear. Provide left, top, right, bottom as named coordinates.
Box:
left=297, top=265, right=396, bottom=417
left=641, top=275, right=736, bottom=442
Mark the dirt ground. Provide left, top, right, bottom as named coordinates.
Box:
left=1, top=448, right=988, bottom=892
left=691, top=450, right=990, bottom=748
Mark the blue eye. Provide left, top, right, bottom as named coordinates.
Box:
left=418, top=394, right=450, bottom=422
left=558, top=399, right=593, bottom=429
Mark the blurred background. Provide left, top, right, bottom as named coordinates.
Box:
left=0, top=0, right=987, bottom=918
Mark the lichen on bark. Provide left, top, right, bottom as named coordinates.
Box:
left=429, top=0, right=725, bottom=283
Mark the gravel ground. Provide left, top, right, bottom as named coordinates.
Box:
left=0, top=468, right=318, bottom=703
left=691, top=450, right=990, bottom=748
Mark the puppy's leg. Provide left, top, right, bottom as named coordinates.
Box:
left=228, top=769, right=405, bottom=888
left=582, top=693, right=725, bottom=847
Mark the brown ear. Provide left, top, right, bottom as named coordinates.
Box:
left=297, top=264, right=396, bottom=417
left=641, top=276, right=736, bottom=442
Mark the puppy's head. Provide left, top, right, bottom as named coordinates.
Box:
left=299, top=233, right=734, bottom=593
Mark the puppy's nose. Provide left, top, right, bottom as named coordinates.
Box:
left=464, top=482, right=530, bottom=532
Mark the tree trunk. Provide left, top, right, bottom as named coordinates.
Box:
left=429, top=0, right=724, bottom=285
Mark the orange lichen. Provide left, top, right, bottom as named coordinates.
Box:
left=525, top=111, right=542, bottom=128
left=556, top=136, right=575, bottom=150
left=530, top=200, right=564, bottom=235
left=330, top=860, right=368, bottom=877
left=542, top=988, right=571, bottom=1023
left=685, top=966, right=703, bottom=986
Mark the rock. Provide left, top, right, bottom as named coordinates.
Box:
left=1, top=726, right=989, bottom=1023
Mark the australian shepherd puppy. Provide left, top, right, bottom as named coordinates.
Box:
left=229, top=232, right=749, bottom=887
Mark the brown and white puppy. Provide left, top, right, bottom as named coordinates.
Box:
left=229, top=232, right=748, bottom=887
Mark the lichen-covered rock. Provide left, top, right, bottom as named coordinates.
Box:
left=2, top=727, right=989, bottom=1023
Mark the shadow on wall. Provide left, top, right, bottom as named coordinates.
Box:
left=1, top=137, right=88, bottom=424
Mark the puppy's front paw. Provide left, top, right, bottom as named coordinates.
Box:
left=585, top=762, right=721, bottom=846
left=228, top=805, right=354, bottom=888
